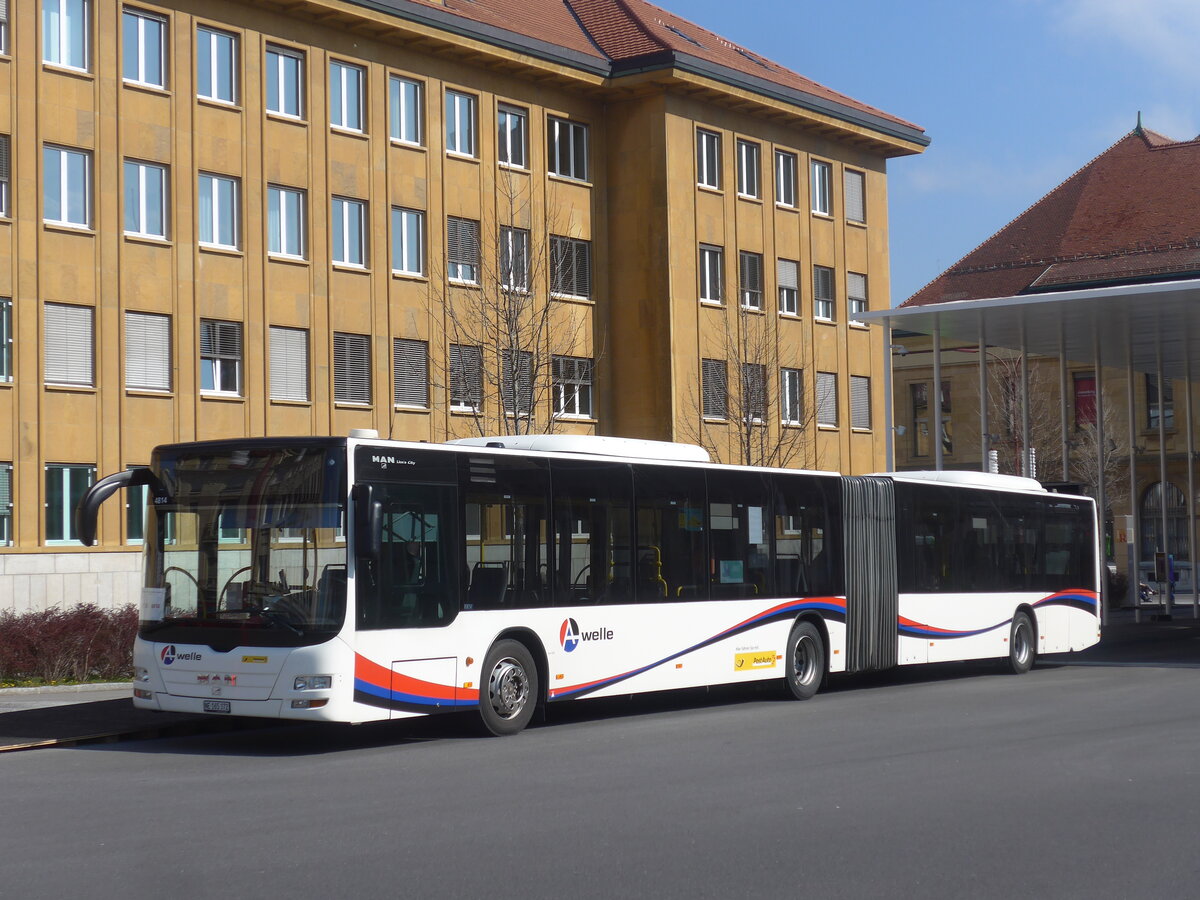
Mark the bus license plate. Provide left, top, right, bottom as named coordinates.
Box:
left=203, top=700, right=231, bottom=714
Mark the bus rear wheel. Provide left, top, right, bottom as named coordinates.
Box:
left=783, top=621, right=825, bottom=700
left=1005, top=611, right=1036, bottom=675
left=479, top=640, right=538, bottom=736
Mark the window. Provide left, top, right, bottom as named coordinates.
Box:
left=1073, top=372, right=1096, bottom=427
left=43, top=0, right=89, bottom=70
left=0, top=135, right=9, bottom=217
left=742, top=362, right=766, bottom=422
left=813, top=265, right=835, bottom=321
left=44, top=145, right=91, bottom=228
left=499, top=226, right=530, bottom=292
left=334, top=332, right=371, bottom=404
left=196, top=26, right=236, bottom=104
left=850, top=375, right=871, bottom=429
left=199, top=319, right=242, bottom=395
left=122, top=7, right=165, bottom=88
left=497, top=105, right=527, bottom=168
left=702, top=358, right=727, bottom=419
left=848, top=272, right=868, bottom=324
left=447, top=216, right=480, bottom=283
left=449, top=344, right=483, bottom=411
left=0, top=297, right=10, bottom=382
left=816, top=371, right=837, bottom=427
left=1147, top=374, right=1174, bottom=430
left=777, top=259, right=799, bottom=315
left=265, top=45, right=303, bottom=118
left=331, top=196, right=365, bottom=267
left=911, top=382, right=951, bottom=456
left=844, top=169, right=866, bottom=223
left=501, top=349, right=533, bottom=417
left=699, top=245, right=723, bottom=304
left=125, top=465, right=148, bottom=544
left=45, top=464, right=94, bottom=544
left=389, top=75, right=422, bottom=145
left=811, top=159, right=832, bottom=215
left=269, top=325, right=308, bottom=402
left=267, top=185, right=305, bottom=258
left=550, top=236, right=592, bottom=299
left=781, top=367, right=803, bottom=425
left=123, top=160, right=167, bottom=239
left=125, top=311, right=170, bottom=391
left=548, top=116, right=588, bottom=181
left=553, top=356, right=593, bottom=418
left=0, top=1, right=8, bottom=55
left=393, top=338, right=428, bottom=408
left=391, top=207, right=424, bottom=276
left=445, top=90, right=476, bottom=156
left=775, top=150, right=797, bottom=207
left=696, top=129, right=721, bottom=189
left=0, top=463, right=11, bottom=547
left=736, top=139, right=760, bottom=198
left=44, top=303, right=93, bottom=386
left=329, top=60, right=364, bottom=131
left=198, top=173, right=238, bottom=249
left=739, top=251, right=763, bottom=310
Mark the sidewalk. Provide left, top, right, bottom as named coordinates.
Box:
left=1, top=613, right=1197, bottom=751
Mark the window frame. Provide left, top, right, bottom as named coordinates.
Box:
left=329, top=59, right=364, bottom=132
left=497, top=104, right=528, bottom=169
left=124, top=310, right=171, bottom=392
left=267, top=184, right=306, bottom=259
left=547, top=116, right=589, bottom=182
left=122, top=6, right=166, bottom=89
left=44, top=463, right=95, bottom=545
left=331, top=195, right=366, bottom=268
left=550, top=235, right=592, bottom=300
left=499, top=226, right=530, bottom=292
left=44, top=302, right=94, bottom=387
left=739, top=251, right=764, bottom=310
left=552, top=355, right=593, bottom=419
left=199, top=318, right=242, bottom=396
left=775, top=149, right=797, bottom=208
left=0, top=297, right=11, bottom=383
left=391, top=206, right=424, bottom=276
left=197, top=172, right=239, bottom=250
left=447, top=216, right=480, bottom=284
left=43, top=0, right=90, bottom=72
left=848, top=271, right=868, bottom=325
left=123, top=158, right=167, bottom=240
left=702, top=358, right=728, bottom=420
left=265, top=44, right=304, bottom=119
left=449, top=343, right=483, bottom=412
left=844, top=168, right=866, bottom=224
left=196, top=25, right=237, bottom=105
left=777, top=258, right=799, bottom=316
left=0, top=134, right=9, bottom=218
left=0, top=462, right=12, bottom=547
left=445, top=89, right=476, bottom=158
left=696, top=128, right=721, bottom=190
left=699, top=244, right=724, bottom=305
left=850, top=374, right=872, bottom=430
left=741, top=361, right=766, bottom=423
left=389, top=75, right=423, bottom=146
left=333, top=331, right=371, bottom=405
left=811, top=159, right=832, bottom=216
left=269, top=325, right=309, bottom=403
left=736, top=139, right=761, bottom=199
left=813, top=264, right=835, bottom=322
left=393, top=337, right=429, bottom=409
left=816, top=371, right=838, bottom=428
left=781, top=367, right=803, bottom=425
left=43, top=144, right=92, bottom=229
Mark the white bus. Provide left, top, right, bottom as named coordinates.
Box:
left=78, top=432, right=1101, bottom=735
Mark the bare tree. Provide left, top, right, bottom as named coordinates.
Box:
left=424, top=173, right=599, bottom=438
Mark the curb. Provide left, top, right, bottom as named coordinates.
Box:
left=0, top=683, right=131, bottom=696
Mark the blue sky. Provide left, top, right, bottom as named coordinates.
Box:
left=668, top=0, right=1200, bottom=305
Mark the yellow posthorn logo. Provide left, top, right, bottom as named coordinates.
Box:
left=734, top=651, right=777, bottom=671
left=241, top=655, right=269, bottom=664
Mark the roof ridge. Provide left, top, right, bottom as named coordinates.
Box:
left=949, top=236, right=1200, bottom=277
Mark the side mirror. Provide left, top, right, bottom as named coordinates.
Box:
left=351, top=484, right=382, bottom=563
left=75, top=468, right=169, bottom=547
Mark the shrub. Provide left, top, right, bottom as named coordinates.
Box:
left=0, top=604, right=139, bottom=683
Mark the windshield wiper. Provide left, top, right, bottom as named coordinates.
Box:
left=259, top=607, right=304, bottom=636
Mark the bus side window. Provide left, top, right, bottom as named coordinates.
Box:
left=549, top=460, right=633, bottom=606
left=706, top=469, right=771, bottom=600
left=772, top=474, right=836, bottom=598
left=633, top=464, right=706, bottom=602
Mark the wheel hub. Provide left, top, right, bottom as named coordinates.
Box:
left=488, top=658, right=529, bottom=719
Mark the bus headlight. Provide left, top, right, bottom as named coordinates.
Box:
left=294, top=675, right=332, bottom=691
left=135, top=667, right=151, bottom=683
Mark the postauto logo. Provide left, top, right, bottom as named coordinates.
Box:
left=160, top=645, right=202, bottom=666
left=558, top=618, right=613, bottom=653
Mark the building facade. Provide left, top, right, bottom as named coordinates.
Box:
left=0, top=0, right=926, bottom=611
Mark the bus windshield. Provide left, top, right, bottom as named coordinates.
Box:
left=141, top=441, right=347, bottom=648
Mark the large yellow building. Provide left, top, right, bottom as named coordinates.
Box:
left=0, top=0, right=926, bottom=609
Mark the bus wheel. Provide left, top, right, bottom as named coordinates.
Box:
left=480, top=640, right=538, bottom=736
left=784, top=621, right=825, bottom=700
left=1005, top=612, right=1036, bottom=675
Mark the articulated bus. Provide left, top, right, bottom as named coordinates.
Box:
left=77, top=432, right=1101, bottom=735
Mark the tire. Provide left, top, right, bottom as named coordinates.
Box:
left=479, top=639, right=539, bottom=736
left=1005, top=611, right=1036, bottom=675
left=783, top=620, right=825, bottom=700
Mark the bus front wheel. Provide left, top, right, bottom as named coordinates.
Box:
left=783, top=621, right=825, bottom=700
left=1005, top=611, right=1036, bottom=675
left=479, top=640, right=539, bottom=736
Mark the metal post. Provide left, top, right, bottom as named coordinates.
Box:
left=1060, top=326, right=1070, bottom=482
left=1094, top=328, right=1107, bottom=626
left=932, top=315, right=943, bottom=472
left=1021, top=318, right=1031, bottom=478
left=1128, top=339, right=1140, bottom=623
left=1156, top=337, right=1170, bottom=618
left=1186, top=327, right=1197, bottom=618
left=979, top=317, right=989, bottom=474
left=883, top=319, right=895, bottom=473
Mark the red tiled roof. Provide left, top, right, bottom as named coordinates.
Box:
left=407, top=0, right=922, bottom=134
left=904, top=128, right=1200, bottom=307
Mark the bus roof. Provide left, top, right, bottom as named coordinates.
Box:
left=882, top=470, right=1047, bottom=493
left=447, top=434, right=712, bottom=463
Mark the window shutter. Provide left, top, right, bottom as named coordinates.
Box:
left=851, top=375, right=871, bottom=429
left=502, top=349, right=533, bottom=415
left=45, top=303, right=94, bottom=386
left=393, top=338, right=428, bottom=407
left=816, top=371, right=837, bottom=426
left=740, top=252, right=762, bottom=293
left=125, top=312, right=171, bottom=391
left=814, top=266, right=834, bottom=301
left=448, top=217, right=479, bottom=267
left=450, top=344, right=482, bottom=409
left=269, top=326, right=308, bottom=402
left=334, top=332, right=371, bottom=404
left=0, top=464, right=10, bottom=510
left=777, top=258, right=798, bottom=291
left=200, top=320, right=242, bottom=360
left=0, top=135, right=9, bottom=182
left=0, top=1, right=8, bottom=23
left=574, top=240, right=591, bottom=297
left=847, top=272, right=867, bottom=302
left=702, top=358, right=727, bottom=418
left=742, top=362, right=766, bottom=420
left=844, top=170, right=865, bottom=223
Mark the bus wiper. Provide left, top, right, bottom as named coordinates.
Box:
left=259, top=607, right=304, bottom=636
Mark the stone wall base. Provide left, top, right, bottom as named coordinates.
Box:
left=0, top=552, right=143, bottom=614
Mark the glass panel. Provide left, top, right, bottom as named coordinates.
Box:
left=633, top=464, right=706, bottom=602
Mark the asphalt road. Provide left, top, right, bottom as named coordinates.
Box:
left=3, top=660, right=1199, bottom=899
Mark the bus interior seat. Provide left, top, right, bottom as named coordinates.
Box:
left=468, top=562, right=510, bottom=607
left=317, top=564, right=347, bottom=623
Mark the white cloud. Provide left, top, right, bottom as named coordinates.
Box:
left=1049, top=0, right=1200, bottom=80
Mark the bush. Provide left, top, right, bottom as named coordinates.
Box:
left=0, top=604, right=139, bottom=684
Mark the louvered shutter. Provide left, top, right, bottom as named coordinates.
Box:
left=450, top=344, right=482, bottom=409
left=334, top=332, right=371, bottom=404
left=574, top=240, right=592, bottom=298
left=777, top=258, right=798, bottom=291
left=851, top=375, right=871, bottom=429
left=781, top=368, right=803, bottom=424
left=502, top=349, right=533, bottom=415
left=702, top=358, right=727, bottom=419
left=448, top=217, right=479, bottom=267
left=0, top=1, right=8, bottom=23
left=393, top=338, right=428, bottom=407
left=814, top=266, right=834, bottom=301
left=0, top=463, right=10, bottom=510
left=0, top=134, right=9, bottom=183
left=200, top=319, right=242, bottom=360
left=125, top=312, right=171, bottom=391
left=847, top=272, right=867, bottom=303
left=739, top=252, right=763, bottom=307
left=742, top=362, right=766, bottom=420
left=550, top=237, right=569, bottom=295
left=816, top=371, right=837, bottom=427
left=269, top=326, right=308, bottom=402
left=45, top=303, right=94, bottom=386
left=844, top=169, right=865, bottom=223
